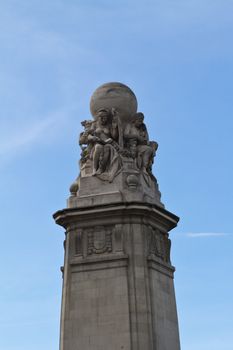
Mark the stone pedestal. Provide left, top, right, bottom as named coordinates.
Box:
left=53, top=202, right=180, bottom=350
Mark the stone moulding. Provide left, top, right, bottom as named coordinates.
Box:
left=70, top=254, right=129, bottom=273
left=53, top=201, right=179, bottom=231
left=147, top=255, right=175, bottom=279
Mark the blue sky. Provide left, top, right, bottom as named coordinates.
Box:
left=0, top=1, right=232, bottom=349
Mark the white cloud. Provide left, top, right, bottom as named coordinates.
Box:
left=0, top=110, right=69, bottom=159
left=186, top=232, right=230, bottom=238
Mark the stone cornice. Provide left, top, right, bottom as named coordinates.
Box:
left=53, top=201, right=179, bottom=233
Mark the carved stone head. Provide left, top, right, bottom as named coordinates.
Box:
left=96, top=108, right=112, bottom=125
left=134, top=112, right=144, bottom=128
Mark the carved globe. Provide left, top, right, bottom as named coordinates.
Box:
left=90, top=82, right=138, bottom=120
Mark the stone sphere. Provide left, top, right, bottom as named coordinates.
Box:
left=90, top=82, right=137, bottom=120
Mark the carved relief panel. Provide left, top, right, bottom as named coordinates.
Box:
left=72, top=224, right=124, bottom=259
left=87, top=226, right=112, bottom=255
left=147, top=226, right=171, bottom=264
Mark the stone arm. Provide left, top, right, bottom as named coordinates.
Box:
left=123, top=124, right=131, bottom=141
left=80, top=122, right=101, bottom=144
left=79, top=129, right=100, bottom=146
left=87, top=133, right=101, bottom=144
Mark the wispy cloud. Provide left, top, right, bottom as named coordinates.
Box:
left=186, top=232, right=230, bottom=238
left=0, top=109, right=69, bottom=160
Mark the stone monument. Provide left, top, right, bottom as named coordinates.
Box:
left=53, top=82, right=180, bottom=350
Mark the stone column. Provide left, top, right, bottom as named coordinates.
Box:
left=54, top=203, right=180, bottom=350
left=53, top=82, right=181, bottom=350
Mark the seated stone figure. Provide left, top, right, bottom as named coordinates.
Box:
left=79, top=119, right=95, bottom=166
left=85, top=109, right=119, bottom=177
left=124, top=112, right=155, bottom=173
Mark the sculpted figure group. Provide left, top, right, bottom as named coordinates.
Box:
left=79, top=108, right=158, bottom=181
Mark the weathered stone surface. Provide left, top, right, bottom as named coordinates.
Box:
left=54, top=83, right=181, bottom=350
left=54, top=202, right=180, bottom=350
